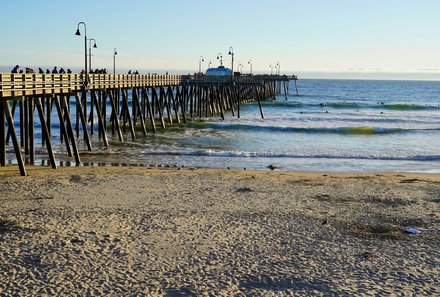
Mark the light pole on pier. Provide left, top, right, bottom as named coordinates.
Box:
left=198, top=56, right=204, bottom=73
left=269, top=64, right=273, bottom=75
left=217, top=53, right=223, bottom=66
left=113, top=48, right=118, bottom=74
left=248, top=59, right=253, bottom=75
left=276, top=62, right=280, bottom=75
left=238, top=63, right=243, bottom=73
left=88, top=38, right=97, bottom=72
left=228, top=47, right=234, bottom=79
left=75, top=21, right=87, bottom=82
left=208, top=60, right=212, bottom=68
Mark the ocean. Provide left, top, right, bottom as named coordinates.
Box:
left=7, top=79, right=440, bottom=173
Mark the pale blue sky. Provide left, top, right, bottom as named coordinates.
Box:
left=1, top=0, right=440, bottom=79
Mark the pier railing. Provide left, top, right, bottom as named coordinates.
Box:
left=0, top=73, right=295, bottom=99
left=0, top=73, right=183, bottom=98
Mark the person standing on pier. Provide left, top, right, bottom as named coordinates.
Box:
left=11, top=65, right=20, bottom=73
left=52, top=66, right=58, bottom=74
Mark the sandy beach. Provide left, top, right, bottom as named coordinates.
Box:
left=0, top=166, right=439, bottom=296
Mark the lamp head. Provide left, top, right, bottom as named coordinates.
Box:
left=93, top=43, right=97, bottom=48
left=75, top=29, right=81, bottom=36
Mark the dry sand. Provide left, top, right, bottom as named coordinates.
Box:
left=0, top=166, right=439, bottom=296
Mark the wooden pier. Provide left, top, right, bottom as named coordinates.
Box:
left=0, top=73, right=295, bottom=175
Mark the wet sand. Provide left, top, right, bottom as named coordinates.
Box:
left=0, top=166, right=439, bottom=296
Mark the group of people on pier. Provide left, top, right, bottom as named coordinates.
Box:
left=11, top=65, right=72, bottom=74
left=10, top=65, right=113, bottom=75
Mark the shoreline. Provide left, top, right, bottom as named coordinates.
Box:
left=1, top=166, right=439, bottom=295
left=2, top=162, right=440, bottom=177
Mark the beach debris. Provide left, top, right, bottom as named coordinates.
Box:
left=400, top=178, right=419, bottom=183
left=405, top=228, right=421, bottom=235
left=360, top=251, right=375, bottom=260
left=322, top=218, right=328, bottom=225
left=236, top=187, right=253, bottom=193
left=251, top=175, right=255, bottom=179
left=267, top=164, right=278, bottom=170
left=70, top=237, right=84, bottom=244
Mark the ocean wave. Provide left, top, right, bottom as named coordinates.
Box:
left=191, top=123, right=439, bottom=135
left=319, top=102, right=439, bottom=110
left=260, top=101, right=439, bottom=111
left=142, top=149, right=440, bottom=162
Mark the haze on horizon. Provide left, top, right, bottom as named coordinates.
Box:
left=1, top=0, right=439, bottom=80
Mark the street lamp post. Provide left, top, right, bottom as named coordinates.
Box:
left=75, top=22, right=87, bottom=82
left=113, top=48, right=118, bottom=74
left=88, top=38, right=97, bottom=72
left=276, top=62, right=280, bottom=75
left=228, top=47, right=234, bottom=79
left=248, top=59, right=253, bottom=75
left=216, top=53, right=223, bottom=66
left=198, top=56, right=204, bottom=73
left=269, top=65, right=273, bottom=75
left=208, top=60, right=212, bottom=68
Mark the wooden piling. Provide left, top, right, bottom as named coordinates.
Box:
left=3, top=100, right=26, bottom=176
left=0, top=100, right=5, bottom=166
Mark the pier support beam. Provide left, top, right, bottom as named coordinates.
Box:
left=3, top=101, right=26, bottom=176
left=35, top=97, right=57, bottom=169
left=0, top=101, right=5, bottom=166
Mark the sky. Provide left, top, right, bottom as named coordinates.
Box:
left=1, top=0, right=440, bottom=80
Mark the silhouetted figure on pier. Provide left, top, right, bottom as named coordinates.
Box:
left=25, top=68, right=34, bottom=74
left=19, top=70, right=23, bottom=73
left=38, top=68, right=44, bottom=74
left=46, top=69, right=50, bottom=74
left=52, top=66, right=58, bottom=74
left=11, top=65, right=20, bottom=73
left=67, top=69, right=72, bottom=74
left=128, top=70, right=132, bottom=74
left=59, top=68, right=66, bottom=74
